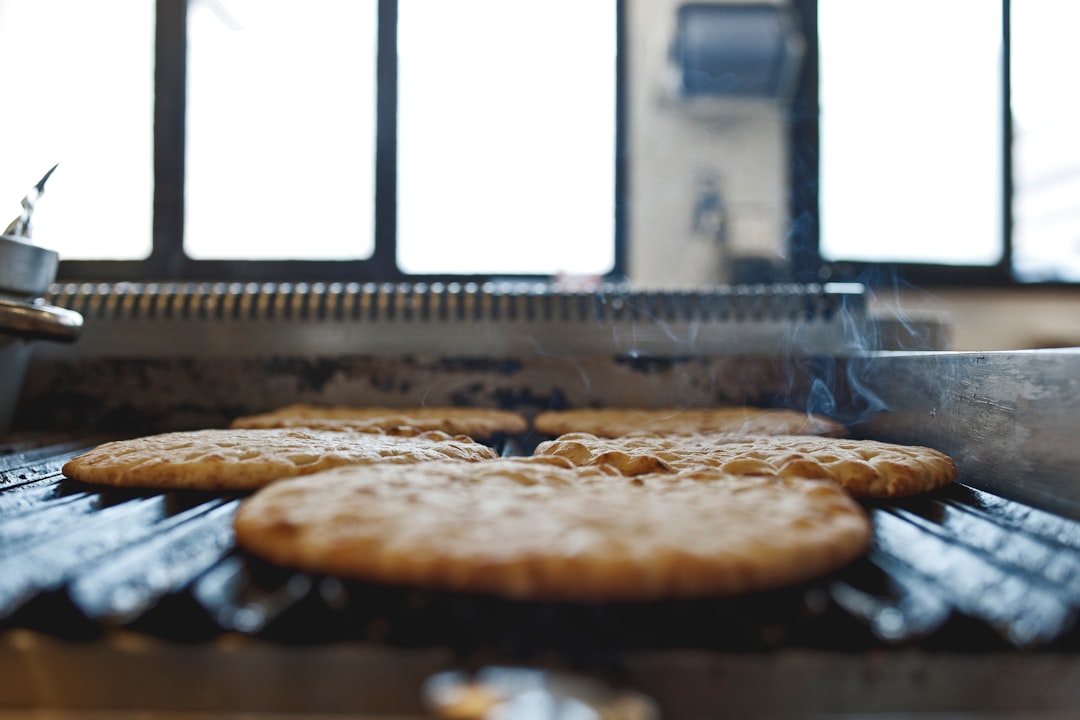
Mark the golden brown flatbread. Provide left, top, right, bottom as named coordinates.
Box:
left=532, top=407, right=845, bottom=439
left=230, top=404, right=528, bottom=440
left=233, top=457, right=871, bottom=601
left=62, top=428, right=498, bottom=491
left=534, top=433, right=957, bottom=498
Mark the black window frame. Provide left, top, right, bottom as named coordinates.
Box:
left=57, top=0, right=628, bottom=284
left=786, top=0, right=1069, bottom=289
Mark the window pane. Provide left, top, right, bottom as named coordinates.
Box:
left=0, top=0, right=153, bottom=260
left=397, top=0, right=617, bottom=276
left=1011, top=1, right=1080, bottom=282
left=185, top=0, right=376, bottom=260
left=818, top=0, right=1003, bottom=267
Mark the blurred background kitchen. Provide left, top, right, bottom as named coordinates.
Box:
left=2, top=0, right=1079, bottom=351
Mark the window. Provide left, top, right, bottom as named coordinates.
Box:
left=1010, top=0, right=1080, bottom=282
left=396, top=0, right=617, bottom=277
left=818, top=0, right=1002, bottom=268
left=796, top=0, right=1080, bottom=286
left=0, top=0, right=154, bottom=261
left=184, top=0, right=378, bottom=261
left=1, top=0, right=622, bottom=282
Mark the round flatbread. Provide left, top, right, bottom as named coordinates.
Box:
left=230, top=404, right=528, bottom=440
left=534, top=433, right=957, bottom=498
left=532, top=407, right=845, bottom=439
left=233, top=457, right=871, bottom=601
left=61, top=428, right=498, bottom=491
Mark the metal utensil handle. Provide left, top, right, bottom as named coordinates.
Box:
left=0, top=299, right=82, bottom=343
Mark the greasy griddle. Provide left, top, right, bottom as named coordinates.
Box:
left=1, top=433, right=1077, bottom=652
left=3, top=283, right=1080, bottom=715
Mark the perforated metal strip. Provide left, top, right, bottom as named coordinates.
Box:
left=46, top=282, right=865, bottom=325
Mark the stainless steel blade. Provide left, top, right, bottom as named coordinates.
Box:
left=837, top=348, right=1080, bottom=519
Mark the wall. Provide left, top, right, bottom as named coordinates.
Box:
left=873, top=288, right=1080, bottom=351
left=626, top=0, right=790, bottom=286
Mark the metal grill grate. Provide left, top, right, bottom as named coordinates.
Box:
left=1, top=434, right=1078, bottom=653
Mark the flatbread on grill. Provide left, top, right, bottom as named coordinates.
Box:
left=232, top=457, right=871, bottom=601
left=230, top=403, right=528, bottom=440
left=61, top=428, right=498, bottom=491
left=532, top=407, right=845, bottom=439
left=534, top=433, right=958, bottom=498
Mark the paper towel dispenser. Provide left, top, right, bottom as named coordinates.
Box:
left=671, top=3, right=804, bottom=101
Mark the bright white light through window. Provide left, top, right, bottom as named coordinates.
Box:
left=10, top=2, right=1078, bottom=285
left=0, top=0, right=154, bottom=260
left=396, top=0, right=618, bottom=276
left=818, top=0, right=1003, bottom=267
left=185, top=0, right=377, bottom=260
left=1011, top=1, right=1080, bottom=282
left=2, top=1, right=616, bottom=272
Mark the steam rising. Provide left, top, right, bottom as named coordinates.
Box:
left=784, top=269, right=939, bottom=431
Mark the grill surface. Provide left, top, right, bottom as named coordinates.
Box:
left=3, top=285, right=1075, bottom=715
left=2, top=433, right=1078, bottom=655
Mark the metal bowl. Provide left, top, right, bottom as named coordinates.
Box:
left=0, top=234, right=59, bottom=299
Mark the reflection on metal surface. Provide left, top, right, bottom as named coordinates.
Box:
left=0, top=299, right=82, bottom=342
left=424, top=667, right=659, bottom=720
left=842, top=349, right=1080, bottom=519
left=3, top=164, right=58, bottom=240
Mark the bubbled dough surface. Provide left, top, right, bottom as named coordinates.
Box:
left=230, top=404, right=528, bottom=439
left=535, top=433, right=958, bottom=498
left=532, top=407, right=846, bottom=439
left=62, top=428, right=498, bottom=490
left=233, top=457, right=872, bottom=601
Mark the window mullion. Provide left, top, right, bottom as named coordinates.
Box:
left=373, top=0, right=400, bottom=278
left=152, top=0, right=188, bottom=276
